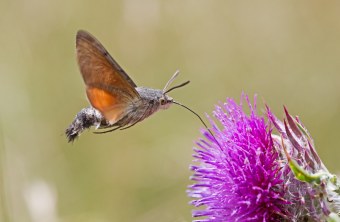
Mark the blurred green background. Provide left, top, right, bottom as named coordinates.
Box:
left=1, top=1, right=340, bottom=222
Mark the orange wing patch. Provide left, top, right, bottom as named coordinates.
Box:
left=86, top=87, right=127, bottom=124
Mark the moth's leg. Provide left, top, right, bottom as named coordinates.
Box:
left=98, top=123, right=115, bottom=129
left=93, top=125, right=123, bottom=134
left=119, top=121, right=138, bottom=131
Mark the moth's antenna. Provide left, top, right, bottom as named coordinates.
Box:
left=164, top=80, right=190, bottom=94
left=163, top=70, right=180, bottom=93
left=173, top=101, right=222, bottom=148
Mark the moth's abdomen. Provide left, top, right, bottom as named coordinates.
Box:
left=65, top=107, right=106, bottom=142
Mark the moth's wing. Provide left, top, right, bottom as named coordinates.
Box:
left=77, top=30, right=138, bottom=88
left=76, top=30, right=140, bottom=124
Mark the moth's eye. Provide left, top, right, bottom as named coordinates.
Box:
left=160, top=98, right=166, bottom=105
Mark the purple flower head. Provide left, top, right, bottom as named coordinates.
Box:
left=189, top=95, right=290, bottom=221
left=189, top=94, right=340, bottom=222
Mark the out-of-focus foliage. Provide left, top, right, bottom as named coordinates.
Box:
left=1, top=1, right=340, bottom=222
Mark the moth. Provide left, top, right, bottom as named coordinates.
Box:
left=65, top=30, right=207, bottom=142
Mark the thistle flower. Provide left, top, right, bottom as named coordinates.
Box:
left=188, top=94, right=340, bottom=222
left=189, top=95, right=289, bottom=221
left=267, top=106, right=340, bottom=221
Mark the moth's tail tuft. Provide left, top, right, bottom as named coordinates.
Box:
left=65, top=126, right=78, bottom=143
left=65, top=107, right=104, bottom=143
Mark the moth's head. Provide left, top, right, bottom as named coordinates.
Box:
left=159, top=94, right=173, bottom=110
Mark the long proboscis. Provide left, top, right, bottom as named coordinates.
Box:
left=173, top=101, right=221, bottom=148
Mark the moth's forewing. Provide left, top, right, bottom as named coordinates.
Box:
left=76, top=30, right=140, bottom=124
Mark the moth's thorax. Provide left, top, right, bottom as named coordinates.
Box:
left=102, top=87, right=174, bottom=128
left=136, top=87, right=173, bottom=110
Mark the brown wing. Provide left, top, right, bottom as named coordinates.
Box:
left=76, top=30, right=140, bottom=124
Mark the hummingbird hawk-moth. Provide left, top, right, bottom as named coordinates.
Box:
left=65, top=30, right=208, bottom=142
